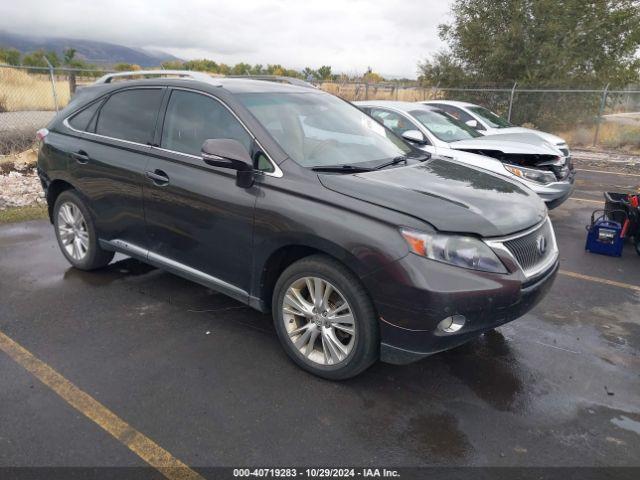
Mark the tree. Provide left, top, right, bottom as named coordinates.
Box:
left=437, top=0, right=640, bottom=87
left=316, top=65, right=333, bottom=81
left=302, top=67, right=317, bottom=80
left=114, top=63, right=141, bottom=71
left=63, top=48, right=76, bottom=65
left=231, top=62, right=252, bottom=75
left=362, top=67, right=384, bottom=83
left=417, top=50, right=468, bottom=86
left=22, top=50, right=60, bottom=68
left=0, top=47, right=21, bottom=66
left=161, top=60, right=184, bottom=70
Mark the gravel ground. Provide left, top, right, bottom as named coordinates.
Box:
left=0, top=169, right=45, bottom=210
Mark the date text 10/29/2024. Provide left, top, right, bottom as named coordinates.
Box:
left=233, top=468, right=400, bottom=478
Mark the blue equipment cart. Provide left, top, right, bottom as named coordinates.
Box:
left=585, top=210, right=625, bottom=257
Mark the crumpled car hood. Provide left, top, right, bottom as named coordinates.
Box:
left=487, top=127, right=567, bottom=146
left=449, top=133, right=562, bottom=156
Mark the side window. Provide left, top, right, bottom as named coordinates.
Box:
left=370, top=109, right=417, bottom=136
left=96, top=89, right=163, bottom=143
left=68, top=100, right=102, bottom=131
left=161, top=90, right=252, bottom=157
left=440, top=105, right=475, bottom=124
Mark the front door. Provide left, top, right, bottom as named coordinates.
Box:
left=368, top=107, right=437, bottom=155
left=143, top=88, right=258, bottom=298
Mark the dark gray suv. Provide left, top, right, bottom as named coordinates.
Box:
left=37, top=71, right=559, bottom=379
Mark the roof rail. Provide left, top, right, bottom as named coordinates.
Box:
left=225, top=75, right=317, bottom=88
left=94, top=70, right=217, bottom=84
left=93, top=70, right=316, bottom=89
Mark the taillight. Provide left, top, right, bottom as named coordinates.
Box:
left=36, top=128, right=49, bottom=145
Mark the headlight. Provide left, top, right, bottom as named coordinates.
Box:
left=400, top=229, right=507, bottom=273
left=504, top=164, right=556, bottom=185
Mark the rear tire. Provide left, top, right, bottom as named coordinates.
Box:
left=635, top=238, right=640, bottom=256
left=53, top=190, right=114, bottom=270
left=272, top=254, right=378, bottom=380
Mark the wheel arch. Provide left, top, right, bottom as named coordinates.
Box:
left=254, top=237, right=367, bottom=312
left=46, top=178, right=76, bottom=223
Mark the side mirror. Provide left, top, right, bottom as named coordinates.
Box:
left=401, top=129, right=426, bottom=144
left=201, top=139, right=254, bottom=188
left=465, top=119, right=479, bottom=129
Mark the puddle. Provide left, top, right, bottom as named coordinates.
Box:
left=440, top=330, right=527, bottom=412
left=402, top=412, right=472, bottom=460
left=611, top=415, right=640, bottom=436
left=0, top=232, right=41, bottom=247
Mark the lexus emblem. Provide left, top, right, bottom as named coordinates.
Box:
left=536, top=234, right=547, bottom=255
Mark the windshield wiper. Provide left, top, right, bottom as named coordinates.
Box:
left=373, top=153, right=430, bottom=170
left=373, top=155, right=409, bottom=170
left=311, top=164, right=374, bottom=173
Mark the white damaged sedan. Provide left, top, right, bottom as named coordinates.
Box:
left=355, top=101, right=575, bottom=209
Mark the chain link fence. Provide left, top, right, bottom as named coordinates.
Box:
left=1, top=64, right=639, bottom=155
left=0, top=65, right=109, bottom=154
left=319, top=81, right=640, bottom=150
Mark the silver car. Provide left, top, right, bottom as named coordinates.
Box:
left=420, top=100, right=570, bottom=157
left=355, top=101, right=575, bottom=209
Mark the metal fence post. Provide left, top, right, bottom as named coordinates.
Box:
left=431, top=81, right=440, bottom=100
left=365, top=82, right=369, bottom=100
left=44, top=57, right=59, bottom=112
left=69, top=71, right=77, bottom=96
left=507, top=81, right=517, bottom=122
left=593, top=83, right=610, bottom=147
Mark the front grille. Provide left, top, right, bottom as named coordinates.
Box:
left=551, top=164, right=570, bottom=180
left=502, top=219, right=556, bottom=276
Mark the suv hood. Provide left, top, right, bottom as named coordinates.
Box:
left=449, top=133, right=563, bottom=156
left=319, top=158, right=547, bottom=237
left=485, top=127, right=567, bottom=146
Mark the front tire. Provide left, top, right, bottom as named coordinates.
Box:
left=272, top=254, right=378, bottom=380
left=53, top=190, right=114, bottom=270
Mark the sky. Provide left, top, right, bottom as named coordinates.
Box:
left=0, top=0, right=451, bottom=78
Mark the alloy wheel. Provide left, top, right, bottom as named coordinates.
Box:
left=282, top=276, right=356, bottom=366
left=57, top=202, right=89, bottom=260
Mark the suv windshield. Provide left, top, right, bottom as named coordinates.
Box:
left=237, top=92, right=411, bottom=167
left=409, top=109, right=482, bottom=142
left=468, top=106, right=513, bottom=128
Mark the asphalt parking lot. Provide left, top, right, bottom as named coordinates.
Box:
left=1, top=158, right=639, bottom=477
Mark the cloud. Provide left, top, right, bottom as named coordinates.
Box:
left=0, top=0, right=451, bottom=78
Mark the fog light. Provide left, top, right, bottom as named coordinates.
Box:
left=437, top=315, right=466, bottom=333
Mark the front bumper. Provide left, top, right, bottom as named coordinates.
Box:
left=362, top=253, right=559, bottom=365
left=523, top=168, right=575, bottom=209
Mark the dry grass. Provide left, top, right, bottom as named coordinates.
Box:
left=558, top=123, right=640, bottom=152
left=0, top=67, right=70, bottom=112
left=319, top=82, right=437, bottom=102
left=0, top=148, right=38, bottom=173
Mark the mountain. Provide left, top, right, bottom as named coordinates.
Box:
left=0, top=31, right=181, bottom=67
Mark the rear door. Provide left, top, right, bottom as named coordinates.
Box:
left=67, top=87, right=165, bottom=248
left=142, top=88, right=258, bottom=298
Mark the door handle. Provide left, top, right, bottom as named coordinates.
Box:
left=71, top=151, right=90, bottom=164
left=145, top=169, right=170, bottom=186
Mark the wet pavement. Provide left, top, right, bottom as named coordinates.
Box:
left=0, top=163, right=639, bottom=470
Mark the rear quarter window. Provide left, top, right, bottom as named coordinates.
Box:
left=68, top=100, right=102, bottom=131
left=95, top=89, right=163, bottom=144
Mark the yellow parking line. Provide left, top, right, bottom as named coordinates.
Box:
left=559, top=270, right=640, bottom=293
left=0, top=331, right=203, bottom=480
left=577, top=168, right=640, bottom=178
left=568, top=197, right=603, bottom=204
